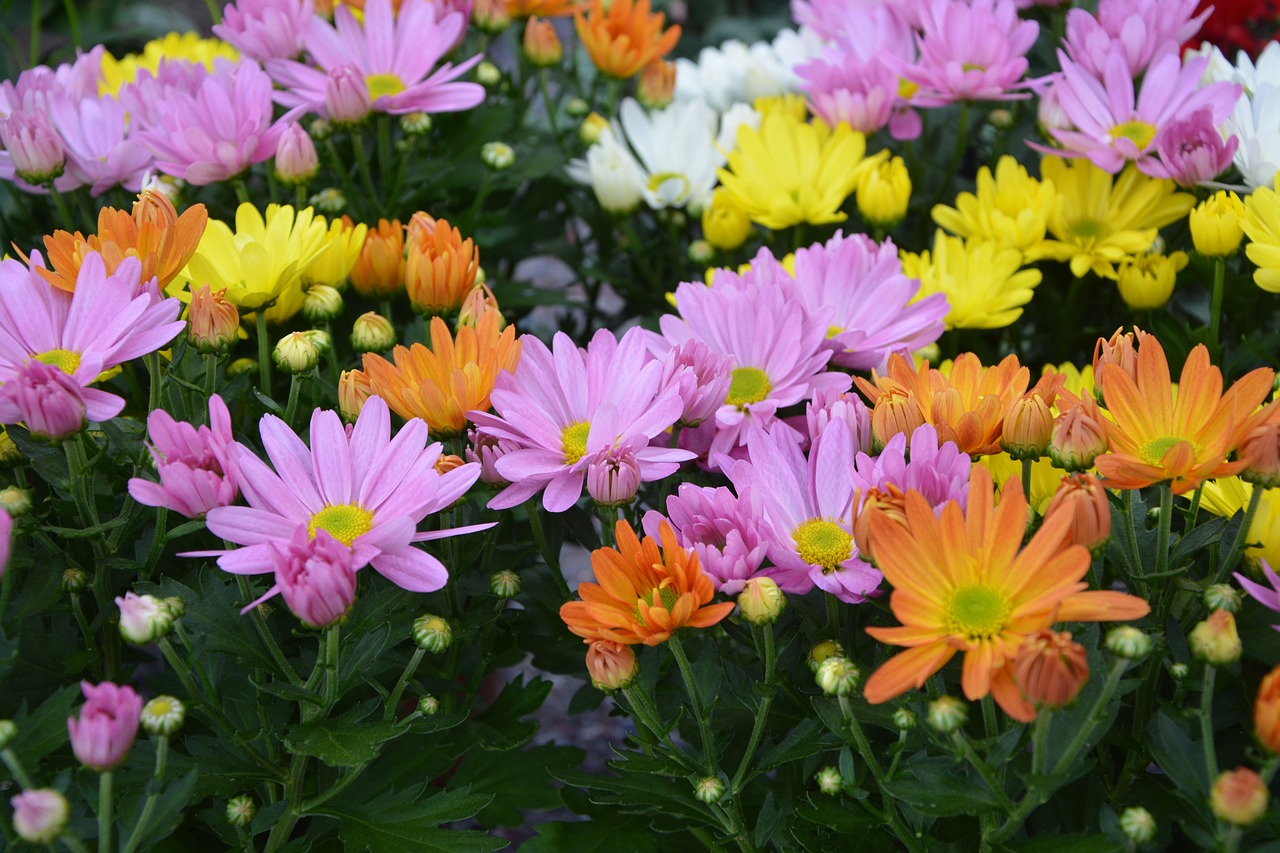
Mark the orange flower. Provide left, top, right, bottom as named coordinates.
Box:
left=637, top=59, right=676, bottom=108
left=574, top=0, right=681, bottom=80
left=523, top=15, right=564, bottom=66
left=560, top=519, right=735, bottom=646
left=1012, top=630, right=1090, bottom=710
left=338, top=368, right=372, bottom=423
left=1094, top=337, right=1274, bottom=495
left=855, top=353, right=1036, bottom=456
left=404, top=217, right=478, bottom=315
left=188, top=284, right=240, bottom=353
left=35, top=191, right=207, bottom=292
left=862, top=465, right=1149, bottom=721
left=507, top=0, right=582, bottom=18
left=1254, top=664, right=1280, bottom=755
left=362, top=310, right=520, bottom=437
left=349, top=218, right=406, bottom=298
left=1044, top=472, right=1111, bottom=555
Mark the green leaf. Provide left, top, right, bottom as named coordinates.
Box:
left=1170, top=516, right=1228, bottom=566
left=754, top=717, right=830, bottom=770
left=554, top=768, right=709, bottom=824
left=522, top=819, right=659, bottom=853
left=468, top=674, right=552, bottom=751
left=450, top=744, right=584, bottom=827
left=8, top=684, right=79, bottom=771
left=284, top=701, right=408, bottom=768
left=998, top=833, right=1120, bottom=853
left=1150, top=711, right=1209, bottom=798
left=119, top=768, right=199, bottom=850
left=882, top=758, right=1005, bottom=817
left=320, top=785, right=502, bottom=853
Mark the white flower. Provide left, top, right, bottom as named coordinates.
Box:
left=1222, top=82, right=1280, bottom=189
left=618, top=98, right=722, bottom=212
left=716, top=103, right=763, bottom=154
left=566, top=129, right=645, bottom=214
left=1195, top=41, right=1280, bottom=95
left=675, top=29, right=820, bottom=113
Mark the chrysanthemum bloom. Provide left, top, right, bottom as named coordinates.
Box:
left=68, top=681, right=142, bottom=771
left=855, top=352, right=1036, bottom=457
left=136, top=59, right=286, bottom=185
left=673, top=31, right=816, bottom=114
left=1191, top=191, right=1246, bottom=257
left=1047, top=50, right=1241, bottom=176
left=98, top=32, right=239, bottom=97
left=717, top=112, right=884, bottom=230
left=270, top=526, right=358, bottom=628
left=1239, top=185, right=1280, bottom=293
left=1144, top=110, right=1239, bottom=187
left=899, top=0, right=1039, bottom=106
left=575, top=0, right=680, bottom=80
left=363, top=311, right=520, bottom=438
left=641, top=483, right=769, bottom=595
left=1094, top=337, right=1274, bottom=494
left=931, top=156, right=1056, bottom=258
left=1027, top=157, right=1195, bottom=279
left=0, top=108, right=68, bottom=187
left=0, top=361, right=94, bottom=441
left=798, top=47, right=921, bottom=141
left=471, top=327, right=694, bottom=512
left=349, top=218, right=406, bottom=298
left=214, top=0, right=314, bottom=62
left=193, top=397, right=492, bottom=594
left=1062, top=0, right=1209, bottom=79
left=785, top=232, right=947, bottom=370
left=266, top=0, right=483, bottom=119
left=405, top=218, right=478, bottom=315
left=507, top=0, right=581, bottom=17
left=565, top=128, right=647, bottom=214
left=174, top=202, right=328, bottom=322
left=656, top=339, right=732, bottom=429
left=302, top=215, right=369, bottom=287
left=1202, top=478, right=1280, bottom=570
left=862, top=466, right=1150, bottom=722
left=1044, top=472, right=1111, bottom=553
left=47, top=93, right=152, bottom=195
left=1115, top=251, right=1188, bottom=310
left=1202, top=78, right=1280, bottom=188
left=900, top=231, right=1041, bottom=330
left=1255, top=664, right=1280, bottom=754
left=36, top=190, right=208, bottom=292
left=128, top=395, right=239, bottom=519
left=560, top=519, right=735, bottom=645
left=1012, top=630, right=1089, bottom=709
left=660, top=260, right=851, bottom=460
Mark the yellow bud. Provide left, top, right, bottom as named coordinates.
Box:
left=1115, top=251, right=1188, bottom=310
left=701, top=187, right=753, bottom=251
left=1191, top=191, right=1245, bottom=257
left=856, top=156, right=911, bottom=227
left=1190, top=609, right=1242, bottom=666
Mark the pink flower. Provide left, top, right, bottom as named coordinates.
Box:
left=1237, top=560, right=1280, bottom=630
left=67, top=681, right=142, bottom=771
left=119, top=61, right=215, bottom=130
left=214, top=0, right=315, bottom=62
left=1146, top=109, right=1239, bottom=186
left=792, top=0, right=928, bottom=36
left=465, top=429, right=514, bottom=486
left=656, top=339, right=732, bottom=428
left=270, top=527, right=358, bottom=628
left=586, top=448, right=642, bottom=506
left=324, top=64, right=372, bottom=125
left=0, top=109, right=66, bottom=185
left=266, top=0, right=484, bottom=120
left=136, top=60, right=286, bottom=185
left=1048, top=49, right=1242, bottom=174
left=0, top=361, right=95, bottom=440
left=192, top=397, right=491, bottom=594
left=0, top=507, right=10, bottom=578
left=128, top=395, right=240, bottom=519
left=641, top=484, right=769, bottom=595
left=470, top=327, right=694, bottom=512
left=786, top=232, right=947, bottom=371
left=900, top=0, right=1040, bottom=106
left=1063, top=0, right=1210, bottom=79
left=849, top=423, right=971, bottom=516
left=799, top=50, right=922, bottom=141
left=49, top=94, right=153, bottom=196
left=805, top=387, right=873, bottom=457
left=10, top=790, right=68, bottom=843
left=273, top=121, right=319, bottom=183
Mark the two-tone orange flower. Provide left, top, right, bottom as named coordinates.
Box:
left=862, top=466, right=1149, bottom=721
left=349, top=218, right=406, bottom=298
left=507, top=0, right=582, bottom=17
left=34, top=191, right=207, bottom=292
left=362, top=310, right=520, bottom=437
left=1093, top=336, right=1274, bottom=495
left=574, top=0, right=680, bottom=80
left=560, top=519, right=734, bottom=646
left=404, top=217, right=479, bottom=315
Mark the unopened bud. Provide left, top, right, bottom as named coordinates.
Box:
left=490, top=569, right=521, bottom=599
left=892, top=707, right=917, bottom=731
left=273, top=122, right=319, bottom=186
left=1002, top=394, right=1053, bottom=461
left=302, top=284, right=344, bottom=322
left=1119, top=806, right=1156, bottom=844
left=418, top=694, right=441, bottom=715
left=585, top=639, right=638, bottom=692
left=1204, top=583, right=1243, bottom=613
left=0, top=486, right=30, bottom=517
left=11, top=789, right=68, bottom=843
left=586, top=451, right=642, bottom=506
left=400, top=112, right=432, bottom=135
left=0, top=428, right=21, bottom=466
left=737, top=577, right=785, bottom=625
left=815, top=766, right=843, bottom=795
left=476, top=61, right=502, bottom=87
left=816, top=656, right=862, bottom=697
left=1190, top=610, right=1242, bottom=666
left=565, top=97, right=590, bottom=118
left=61, top=567, right=88, bottom=594
left=927, top=696, right=968, bottom=733
left=694, top=776, right=725, bottom=804
left=687, top=239, right=714, bottom=265
left=309, top=118, right=333, bottom=141
left=1170, top=662, right=1189, bottom=681
left=0, top=720, right=15, bottom=749
left=226, top=795, right=256, bottom=827
left=273, top=332, right=321, bottom=374
left=1105, top=626, right=1151, bottom=660
left=162, top=596, right=185, bottom=619
left=309, top=187, right=346, bottom=215
left=338, top=369, right=372, bottom=423
left=351, top=312, right=395, bottom=352
left=522, top=16, right=563, bottom=67
left=1210, top=767, right=1269, bottom=826
left=141, top=696, right=186, bottom=736
left=580, top=113, right=609, bottom=146
left=481, top=141, right=515, bottom=171
left=807, top=640, right=842, bottom=672
left=412, top=614, right=452, bottom=652
left=116, top=592, right=176, bottom=645
left=188, top=284, right=241, bottom=354
left=227, top=357, right=257, bottom=377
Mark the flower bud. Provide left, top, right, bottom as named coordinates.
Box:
left=274, top=529, right=357, bottom=629
left=1210, top=767, right=1269, bottom=826
left=227, top=357, right=257, bottom=377
left=565, top=97, right=590, bottom=118
left=1013, top=630, right=1090, bottom=710
left=687, top=239, right=714, bottom=265
left=302, top=284, right=344, bottom=322
left=338, top=369, right=372, bottom=423
left=737, top=577, right=786, bottom=625
left=489, top=569, right=521, bottom=599
left=309, top=117, right=334, bottom=141
left=476, top=61, right=503, bottom=87
left=302, top=328, right=332, bottom=355
left=413, top=614, right=453, bottom=652
left=310, top=187, right=346, bottom=214
left=580, top=113, right=609, bottom=146
left=418, top=694, right=441, bottom=715
left=1092, top=327, right=1142, bottom=404
left=1205, top=583, right=1243, bottom=613
left=870, top=389, right=926, bottom=451
left=586, top=450, right=642, bottom=507
left=1240, top=418, right=1280, bottom=489
left=457, top=283, right=503, bottom=330
left=856, top=155, right=910, bottom=227
left=816, top=656, right=862, bottom=697
left=0, top=486, right=32, bottom=517
left=62, top=567, right=88, bottom=594
left=1, top=111, right=65, bottom=185
left=815, top=766, right=843, bottom=795
left=701, top=187, right=752, bottom=251
left=115, top=592, right=176, bottom=645
left=1044, top=472, right=1111, bottom=555
left=68, top=681, right=142, bottom=771
left=1116, top=251, right=1188, bottom=311
left=473, top=0, right=510, bottom=33
left=405, top=218, right=478, bottom=316
left=1048, top=400, right=1108, bottom=472
left=892, top=708, right=917, bottom=731
left=273, top=331, right=321, bottom=374
left=400, top=111, right=432, bottom=135
left=523, top=16, right=563, bottom=67
left=927, top=696, right=968, bottom=733
left=10, top=789, right=69, bottom=843
left=226, top=795, right=256, bottom=827
left=1170, top=662, right=1189, bottom=681
left=1191, top=191, right=1245, bottom=257
left=273, top=122, right=319, bottom=186
left=188, top=284, right=241, bottom=354
left=162, top=596, right=186, bottom=620
left=1119, top=806, right=1156, bottom=845
left=1105, top=626, right=1151, bottom=660
left=586, top=640, right=638, bottom=692
left=807, top=640, right=843, bottom=672
left=1255, top=664, right=1280, bottom=755
left=1002, top=393, right=1053, bottom=460
left=694, top=776, right=726, bottom=804
left=141, top=696, right=186, bottom=736
left=467, top=430, right=513, bottom=486
left=0, top=720, right=15, bottom=749
left=481, top=141, right=515, bottom=171
left=0, top=428, right=22, bottom=467
left=637, top=60, right=676, bottom=109
left=324, top=64, right=371, bottom=126
left=351, top=311, right=396, bottom=352
left=350, top=219, right=406, bottom=297
left=1191, top=609, right=1242, bottom=666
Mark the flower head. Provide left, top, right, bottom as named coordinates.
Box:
left=585, top=639, right=638, bottom=691
left=349, top=218, right=406, bottom=297
left=128, top=395, right=239, bottom=518
left=10, top=790, right=68, bottom=843
left=1012, top=629, right=1089, bottom=710
left=214, top=0, right=314, bottom=62
left=931, top=155, right=1056, bottom=257
left=1192, top=191, right=1245, bottom=257
left=48, top=93, right=153, bottom=195
left=902, top=0, right=1039, bottom=106
left=272, top=526, right=358, bottom=628
left=68, top=681, right=142, bottom=770
left=642, top=484, right=769, bottom=595
left=1063, top=0, right=1209, bottom=79
left=574, top=0, right=681, bottom=80
left=1240, top=185, right=1280, bottom=293
left=304, top=216, right=369, bottom=287
left=404, top=217, right=478, bottom=314
left=901, top=231, right=1042, bottom=330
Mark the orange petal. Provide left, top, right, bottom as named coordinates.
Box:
left=863, top=642, right=957, bottom=704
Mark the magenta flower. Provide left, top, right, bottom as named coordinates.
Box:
left=1049, top=49, right=1242, bottom=175
left=1145, top=109, right=1239, bottom=187
left=128, top=395, right=239, bottom=519
left=193, top=397, right=490, bottom=594
left=1062, top=0, right=1209, bottom=79
left=271, top=527, right=358, bottom=628
left=214, top=0, right=315, bottom=62
left=656, top=339, right=732, bottom=429
left=136, top=60, right=285, bottom=185
left=586, top=448, right=642, bottom=507
left=792, top=0, right=928, bottom=36
left=266, top=0, right=484, bottom=120
left=1237, top=560, right=1280, bottom=631
left=0, top=507, right=10, bottom=578
left=642, top=484, right=770, bottom=595
left=805, top=387, right=873, bottom=457
left=0, top=108, right=66, bottom=186
left=899, top=0, right=1039, bottom=106
left=787, top=232, right=947, bottom=371
left=49, top=94, right=152, bottom=195
left=471, top=327, right=694, bottom=512
left=799, top=50, right=922, bottom=142
left=67, top=681, right=142, bottom=771
left=849, top=423, right=972, bottom=519
left=0, top=361, right=96, bottom=440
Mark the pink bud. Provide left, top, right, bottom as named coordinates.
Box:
left=67, top=681, right=142, bottom=771
left=466, top=429, right=513, bottom=486
left=272, top=527, right=357, bottom=629
left=324, top=64, right=371, bottom=126
left=10, top=789, right=69, bottom=843
left=806, top=387, right=873, bottom=456
left=1, top=110, right=65, bottom=184
left=660, top=340, right=732, bottom=428
left=0, top=361, right=87, bottom=441
left=273, top=121, right=319, bottom=185
left=587, top=449, right=642, bottom=506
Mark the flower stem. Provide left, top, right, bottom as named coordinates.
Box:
left=350, top=132, right=382, bottom=214
left=236, top=578, right=302, bottom=686
left=1200, top=665, right=1218, bottom=780
left=120, top=736, right=168, bottom=853
left=97, top=771, right=114, bottom=853
left=203, top=353, right=218, bottom=400
left=1216, top=486, right=1263, bottom=585
left=1021, top=458, right=1032, bottom=505
left=1, top=747, right=35, bottom=788
left=951, top=730, right=1015, bottom=812
left=145, top=352, right=163, bottom=413
left=202, top=0, right=222, bottom=24
left=730, top=624, right=776, bottom=794
left=668, top=634, right=716, bottom=773
left=384, top=648, right=425, bottom=722
left=323, top=623, right=341, bottom=711
left=1030, top=709, right=1051, bottom=779
left=596, top=504, right=617, bottom=547
left=233, top=177, right=251, bottom=206
left=283, top=373, right=303, bottom=426
left=1121, top=488, right=1148, bottom=593
left=256, top=310, right=272, bottom=398
left=1153, top=483, right=1174, bottom=582
left=1209, top=257, right=1226, bottom=354
left=837, top=695, right=922, bottom=852
left=525, top=499, right=570, bottom=599
left=49, top=185, right=77, bottom=232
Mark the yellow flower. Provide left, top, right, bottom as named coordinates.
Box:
left=1027, top=157, right=1195, bottom=279
left=932, top=155, right=1056, bottom=257
left=173, top=203, right=328, bottom=323
left=1241, top=186, right=1280, bottom=292
left=1192, top=190, right=1245, bottom=257
left=717, top=114, right=885, bottom=231
left=753, top=93, right=808, bottom=122
left=1200, top=477, right=1280, bottom=571
left=1115, top=251, right=1188, bottom=310
left=857, top=156, right=910, bottom=227
left=901, top=231, right=1042, bottom=330
left=303, top=216, right=369, bottom=288
left=982, top=452, right=1064, bottom=515
left=701, top=187, right=752, bottom=251
left=100, top=33, right=239, bottom=96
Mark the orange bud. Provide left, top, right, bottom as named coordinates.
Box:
left=407, top=210, right=438, bottom=244
left=1190, top=609, right=1242, bottom=666
left=434, top=453, right=466, bottom=475
left=637, top=59, right=676, bottom=109
left=870, top=389, right=925, bottom=451
left=338, top=369, right=372, bottom=424
left=523, top=16, right=564, bottom=66
left=574, top=0, right=682, bottom=80
left=457, top=282, right=503, bottom=329
left=349, top=219, right=406, bottom=298
left=1241, top=418, right=1280, bottom=489
left=1092, top=327, right=1148, bottom=404
left=1012, top=630, right=1090, bottom=710
left=585, top=639, right=637, bottom=691
left=1044, top=472, right=1111, bottom=555
left=405, top=217, right=479, bottom=316
left=1049, top=395, right=1109, bottom=472
left=473, top=0, right=511, bottom=32
left=1254, top=664, right=1280, bottom=755
left=1002, top=393, right=1053, bottom=460
left=1210, top=767, right=1269, bottom=826
left=853, top=486, right=907, bottom=566
left=188, top=284, right=240, bottom=353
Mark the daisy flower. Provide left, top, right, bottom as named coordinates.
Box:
left=931, top=155, right=1056, bottom=258
left=641, top=484, right=770, bottom=596
left=1063, top=0, right=1209, bottom=79
left=48, top=94, right=153, bottom=196
left=900, top=231, right=1041, bottom=331
left=900, top=0, right=1039, bottom=106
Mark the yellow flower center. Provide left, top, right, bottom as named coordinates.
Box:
left=826, top=325, right=844, bottom=339
left=1139, top=435, right=1193, bottom=466
left=308, top=503, right=374, bottom=546
left=792, top=519, right=853, bottom=574
left=897, top=78, right=919, bottom=99
left=366, top=73, right=406, bottom=101
left=561, top=421, right=591, bottom=465
left=946, top=584, right=1012, bottom=641
left=634, top=585, right=679, bottom=626
left=32, top=348, right=82, bottom=374
left=1110, top=120, right=1157, bottom=150
left=148, top=698, right=173, bottom=716
left=725, top=367, right=772, bottom=407
left=646, top=171, right=691, bottom=203
left=961, top=63, right=987, bottom=73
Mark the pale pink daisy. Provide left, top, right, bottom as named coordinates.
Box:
left=119, top=60, right=215, bottom=130
left=470, top=327, right=695, bottom=513
left=265, top=0, right=484, bottom=120
left=900, top=0, right=1039, bottom=106
left=192, top=396, right=492, bottom=594
left=1063, top=0, right=1210, bottom=79
left=49, top=94, right=153, bottom=195
left=799, top=50, right=922, bottom=141
left=0, top=360, right=99, bottom=440
left=128, top=395, right=240, bottom=519
left=849, top=423, right=971, bottom=517
left=1146, top=109, right=1239, bottom=186
left=214, top=0, right=315, bottom=62
left=791, top=0, right=929, bottom=37
left=642, top=484, right=771, bottom=595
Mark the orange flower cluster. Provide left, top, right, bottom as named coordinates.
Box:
left=574, top=0, right=681, bottom=80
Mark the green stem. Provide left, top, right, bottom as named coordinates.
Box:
left=1210, top=257, right=1226, bottom=353
left=264, top=754, right=309, bottom=853
left=1021, top=458, right=1033, bottom=504
left=140, top=508, right=168, bottom=583
left=951, top=730, right=1015, bottom=812
left=620, top=686, right=700, bottom=774
left=350, top=132, right=382, bottom=213
left=1031, top=709, right=1051, bottom=779
left=28, top=0, right=41, bottom=66
left=1201, top=665, right=1218, bottom=780
left=1, top=747, right=35, bottom=788
left=826, top=594, right=841, bottom=638
left=323, top=623, right=341, bottom=711
left=202, top=0, right=222, bottom=24
left=233, top=177, right=251, bottom=206
left=145, top=352, right=163, bottom=413
left=62, top=836, right=93, bottom=853
left=203, top=353, right=218, bottom=400
left=730, top=625, right=776, bottom=794
left=236, top=578, right=302, bottom=686
left=384, top=648, right=425, bottom=722
left=526, top=500, right=570, bottom=599
left=48, top=184, right=76, bottom=232
left=283, top=373, right=303, bottom=426
left=97, top=771, right=113, bottom=853
left=596, top=504, right=617, bottom=547
left=256, top=310, right=272, bottom=398
left=1217, top=487, right=1263, bottom=585
left=65, top=434, right=100, bottom=529
left=376, top=116, right=393, bottom=216
left=538, top=70, right=565, bottom=146
left=837, top=695, right=922, bottom=852
left=70, top=592, right=98, bottom=659
left=1153, top=483, right=1174, bottom=582
left=1121, top=489, right=1148, bottom=592
left=120, top=736, right=169, bottom=853
left=668, top=635, right=716, bottom=773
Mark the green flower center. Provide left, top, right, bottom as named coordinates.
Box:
left=561, top=421, right=591, bottom=465
left=308, top=503, right=374, bottom=547
left=792, top=519, right=853, bottom=574
left=946, top=584, right=1011, bottom=641
left=366, top=73, right=406, bottom=101
left=725, top=367, right=772, bottom=407
left=32, top=348, right=82, bottom=374
left=1140, top=435, right=1192, bottom=466
left=1069, top=218, right=1105, bottom=239
left=646, top=171, right=691, bottom=203
left=1110, top=120, right=1157, bottom=150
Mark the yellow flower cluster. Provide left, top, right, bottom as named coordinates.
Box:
left=100, top=32, right=239, bottom=96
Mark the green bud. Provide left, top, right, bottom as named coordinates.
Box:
left=927, top=696, right=968, bottom=734
left=413, top=614, right=453, bottom=653
left=226, top=796, right=256, bottom=828
left=694, top=776, right=725, bottom=804
left=489, top=570, right=521, bottom=599
left=0, top=719, right=16, bottom=749
left=816, top=656, right=861, bottom=697
left=418, top=695, right=441, bottom=716
left=141, top=696, right=186, bottom=736
left=815, top=766, right=843, bottom=795
left=892, top=708, right=917, bottom=731
left=1105, top=626, right=1151, bottom=660
left=1119, top=806, right=1156, bottom=845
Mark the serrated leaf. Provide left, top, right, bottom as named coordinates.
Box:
left=754, top=717, right=829, bottom=770
left=468, top=674, right=552, bottom=751
left=8, top=684, right=79, bottom=771
left=1150, top=711, right=1209, bottom=798
left=285, top=701, right=408, bottom=768
left=522, top=818, right=659, bottom=853
left=320, top=785, right=502, bottom=853
left=1170, top=516, right=1228, bottom=566
left=451, top=744, right=584, bottom=827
